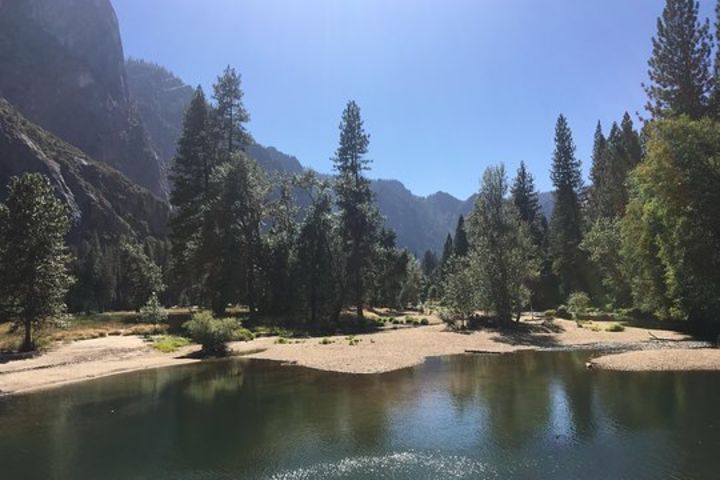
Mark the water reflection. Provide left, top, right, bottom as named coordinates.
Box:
left=0, top=353, right=719, bottom=479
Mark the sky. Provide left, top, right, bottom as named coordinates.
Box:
left=113, top=0, right=714, bottom=199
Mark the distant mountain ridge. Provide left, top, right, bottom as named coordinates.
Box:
left=125, top=59, right=554, bottom=254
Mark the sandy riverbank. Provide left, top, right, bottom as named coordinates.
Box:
left=0, top=318, right=708, bottom=396
left=590, top=348, right=720, bottom=371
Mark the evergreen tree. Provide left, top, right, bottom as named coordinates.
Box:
left=548, top=115, right=586, bottom=297
left=440, top=233, right=454, bottom=269
left=202, top=154, right=268, bottom=315
left=645, top=0, right=712, bottom=119
left=260, top=179, right=298, bottom=315
left=332, top=101, right=381, bottom=319
left=295, top=180, right=343, bottom=328
left=213, top=66, right=252, bottom=155
left=169, top=86, right=213, bottom=297
left=511, top=161, right=544, bottom=247
left=588, top=121, right=610, bottom=220
left=453, top=215, right=469, bottom=257
left=0, top=174, right=74, bottom=351
left=421, top=249, right=439, bottom=277
left=117, top=240, right=164, bottom=311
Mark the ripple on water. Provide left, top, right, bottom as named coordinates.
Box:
left=264, top=451, right=498, bottom=480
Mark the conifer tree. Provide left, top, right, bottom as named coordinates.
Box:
left=295, top=180, right=343, bottom=328
left=0, top=174, right=74, bottom=351
left=421, top=249, right=439, bottom=277
left=645, top=0, right=712, bottom=119
left=169, top=86, right=213, bottom=295
left=332, top=101, right=381, bottom=319
left=453, top=215, right=470, bottom=257
left=548, top=115, right=585, bottom=297
left=213, top=66, right=252, bottom=155
left=589, top=121, right=610, bottom=220
left=440, top=233, right=454, bottom=270
left=511, top=161, right=544, bottom=247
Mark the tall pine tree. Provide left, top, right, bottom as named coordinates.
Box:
left=645, top=0, right=712, bottom=119
left=453, top=215, right=469, bottom=257
left=213, top=66, right=252, bottom=155
left=169, top=86, right=213, bottom=297
left=548, top=115, right=585, bottom=298
left=332, top=101, right=380, bottom=319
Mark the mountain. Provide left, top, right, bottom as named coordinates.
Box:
left=0, top=0, right=166, bottom=197
left=0, top=99, right=168, bottom=243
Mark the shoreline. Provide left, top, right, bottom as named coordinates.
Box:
left=1, top=319, right=716, bottom=396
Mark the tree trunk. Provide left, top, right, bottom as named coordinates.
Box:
left=22, top=316, right=33, bottom=352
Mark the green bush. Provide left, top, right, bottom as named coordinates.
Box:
left=606, top=322, right=625, bottom=332
left=139, top=292, right=167, bottom=324
left=183, top=312, right=236, bottom=356
left=555, top=305, right=573, bottom=320
left=152, top=335, right=190, bottom=353
left=567, top=292, right=591, bottom=314
left=420, top=318, right=429, bottom=326
left=544, top=309, right=557, bottom=318
left=232, top=327, right=255, bottom=342
left=319, top=337, right=334, bottom=345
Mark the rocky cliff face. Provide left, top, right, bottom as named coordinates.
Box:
left=0, top=99, right=168, bottom=243
left=0, top=0, right=166, bottom=197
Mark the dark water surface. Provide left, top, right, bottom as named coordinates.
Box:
left=1, top=351, right=719, bottom=479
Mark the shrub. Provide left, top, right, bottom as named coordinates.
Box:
left=152, top=335, right=190, bottom=353
left=543, top=309, right=557, bottom=318
left=567, top=292, right=591, bottom=314
left=420, top=318, right=429, bottom=326
left=275, top=337, right=289, bottom=344
left=555, top=305, right=573, bottom=320
left=606, top=323, right=625, bottom=332
left=183, top=312, right=236, bottom=356
left=232, top=327, right=255, bottom=342
left=319, top=337, right=334, bottom=345
left=139, top=292, right=167, bottom=324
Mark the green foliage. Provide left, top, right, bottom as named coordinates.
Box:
left=152, top=335, right=191, bottom=353
left=581, top=217, right=632, bottom=307
left=420, top=318, right=430, bottom=326
left=453, top=215, right=469, bottom=257
left=555, top=306, right=573, bottom=320
left=464, top=165, right=539, bottom=325
left=117, top=240, right=165, bottom=311
left=0, top=174, right=74, bottom=351
left=332, top=100, right=382, bottom=319
left=549, top=115, right=586, bottom=298
left=567, top=292, right=591, bottom=314
left=544, top=309, right=557, bottom=318
left=645, top=0, right=712, bottom=119
left=606, top=323, right=626, bottom=333
left=319, top=337, right=334, bottom=345
left=621, top=117, right=720, bottom=326
left=183, top=312, right=238, bottom=356
left=212, top=65, right=252, bottom=153
left=139, top=292, right=168, bottom=324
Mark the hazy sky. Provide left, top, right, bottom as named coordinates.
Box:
left=113, top=0, right=714, bottom=198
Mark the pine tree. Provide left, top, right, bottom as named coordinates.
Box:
left=453, top=215, right=470, bottom=257
left=213, top=66, right=252, bottom=155
left=117, top=240, right=164, bottom=311
left=202, top=154, right=268, bottom=315
left=549, top=115, right=586, bottom=297
left=332, top=101, right=381, bottom=319
left=440, top=233, right=454, bottom=270
left=169, top=86, right=213, bottom=296
left=421, top=249, right=439, bottom=277
left=295, top=179, right=343, bottom=328
left=511, top=161, right=544, bottom=247
left=589, top=121, right=609, bottom=220
left=0, top=174, right=74, bottom=351
left=645, top=0, right=712, bottom=119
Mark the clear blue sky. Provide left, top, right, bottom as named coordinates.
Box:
left=113, top=0, right=713, bottom=199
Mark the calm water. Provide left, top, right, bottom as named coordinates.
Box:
left=1, top=351, right=719, bottom=479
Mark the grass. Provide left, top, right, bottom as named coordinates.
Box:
left=606, top=322, right=626, bottom=332
left=152, top=335, right=191, bottom=353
